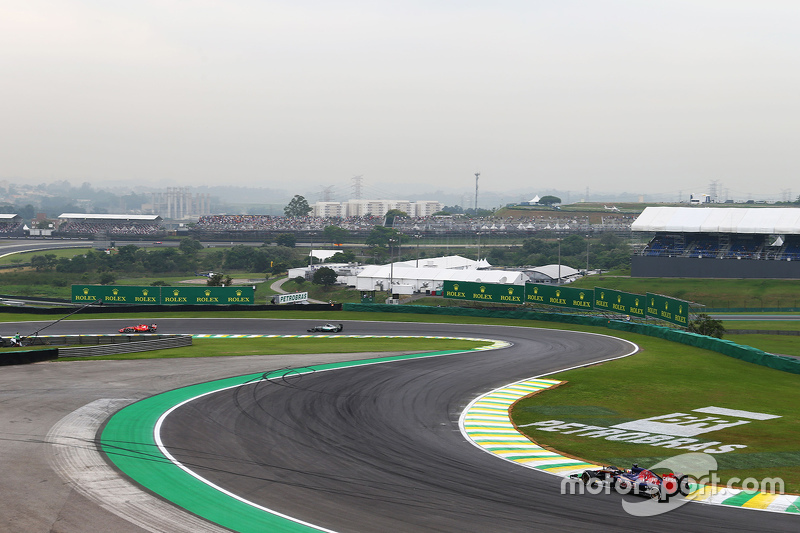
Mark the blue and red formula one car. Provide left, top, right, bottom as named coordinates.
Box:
left=571, top=464, right=693, bottom=500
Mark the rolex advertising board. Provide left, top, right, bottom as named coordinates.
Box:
left=646, top=293, right=689, bottom=326
left=160, top=286, right=254, bottom=305
left=524, top=284, right=594, bottom=310
left=442, top=280, right=523, bottom=304
left=593, top=287, right=646, bottom=318
left=72, top=285, right=157, bottom=304
left=72, top=285, right=255, bottom=305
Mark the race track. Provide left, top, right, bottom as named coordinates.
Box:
left=1, top=317, right=797, bottom=532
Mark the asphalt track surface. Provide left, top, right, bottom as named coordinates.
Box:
left=1, top=317, right=797, bottom=532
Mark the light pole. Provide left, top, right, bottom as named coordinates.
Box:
left=397, top=232, right=403, bottom=261
left=415, top=234, right=422, bottom=268
left=586, top=234, right=590, bottom=275
left=557, top=237, right=562, bottom=284
left=388, top=237, right=397, bottom=296
left=477, top=231, right=482, bottom=263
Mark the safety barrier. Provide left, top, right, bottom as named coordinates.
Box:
left=343, top=303, right=800, bottom=375
left=57, top=335, right=193, bottom=358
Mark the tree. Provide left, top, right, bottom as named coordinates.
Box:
left=275, top=233, right=296, bottom=247
left=179, top=237, right=204, bottom=255
left=207, top=273, right=234, bottom=287
left=284, top=195, right=312, bottom=217
left=312, top=266, right=338, bottom=286
left=688, top=313, right=726, bottom=338
left=329, top=250, right=356, bottom=263
left=322, top=225, right=349, bottom=245
left=30, top=253, right=57, bottom=271
left=365, top=226, right=407, bottom=248
left=539, top=195, right=562, bottom=206
left=383, top=209, right=408, bottom=226
left=99, top=272, right=116, bottom=285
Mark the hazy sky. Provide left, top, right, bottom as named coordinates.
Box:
left=2, top=1, right=799, bottom=201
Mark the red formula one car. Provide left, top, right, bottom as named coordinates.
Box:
left=119, top=323, right=158, bottom=333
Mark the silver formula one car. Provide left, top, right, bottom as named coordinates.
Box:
left=307, top=323, right=344, bottom=333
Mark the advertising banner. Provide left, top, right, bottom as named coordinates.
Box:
left=277, top=292, right=309, bottom=304
left=442, top=280, right=523, bottom=304
left=646, top=293, right=689, bottom=326
left=71, top=285, right=158, bottom=304
left=524, top=284, right=594, bottom=310
left=593, top=287, right=646, bottom=318
left=72, top=285, right=255, bottom=305
left=160, top=286, right=254, bottom=305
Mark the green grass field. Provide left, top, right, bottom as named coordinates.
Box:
left=510, top=331, right=800, bottom=493
left=724, top=334, right=800, bottom=357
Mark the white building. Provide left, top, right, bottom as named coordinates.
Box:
left=314, top=202, right=346, bottom=218
left=313, top=199, right=443, bottom=218
left=413, top=201, right=444, bottom=217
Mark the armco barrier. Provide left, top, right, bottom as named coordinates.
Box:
left=58, top=335, right=193, bottom=358
left=343, top=303, right=800, bottom=375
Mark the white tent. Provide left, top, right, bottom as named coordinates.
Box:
left=354, top=266, right=529, bottom=293
left=526, top=264, right=581, bottom=283
left=390, top=255, right=490, bottom=270
left=632, top=207, right=800, bottom=234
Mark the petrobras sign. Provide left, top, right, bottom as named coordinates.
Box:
left=277, top=292, right=308, bottom=304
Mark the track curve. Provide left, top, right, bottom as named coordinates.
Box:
left=3, top=317, right=796, bottom=532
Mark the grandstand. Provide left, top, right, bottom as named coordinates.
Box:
left=631, top=207, right=800, bottom=278
left=0, top=214, right=23, bottom=236
left=190, top=214, right=384, bottom=239
left=391, top=214, right=633, bottom=235
left=56, top=214, right=163, bottom=238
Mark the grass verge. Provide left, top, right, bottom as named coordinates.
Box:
left=724, top=334, right=800, bottom=357
left=59, top=336, right=491, bottom=361
left=510, top=335, right=800, bottom=493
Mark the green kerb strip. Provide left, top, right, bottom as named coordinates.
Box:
left=100, top=340, right=502, bottom=533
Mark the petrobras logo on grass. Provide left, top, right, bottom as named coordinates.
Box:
left=521, top=406, right=780, bottom=454
left=611, top=406, right=780, bottom=437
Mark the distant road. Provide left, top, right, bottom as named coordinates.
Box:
left=712, top=314, right=800, bottom=321
left=0, top=238, right=94, bottom=257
